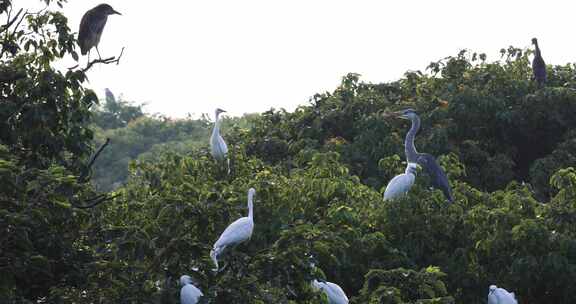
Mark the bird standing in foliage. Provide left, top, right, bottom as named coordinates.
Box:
left=78, top=4, right=122, bottom=61
left=311, top=279, right=349, bottom=304
left=180, top=275, right=203, bottom=304
left=487, top=285, right=517, bottom=304
left=384, top=162, right=417, bottom=200
left=531, top=38, right=546, bottom=87
left=210, top=108, right=229, bottom=172
left=393, top=109, right=454, bottom=202
left=210, top=188, right=255, bottom=270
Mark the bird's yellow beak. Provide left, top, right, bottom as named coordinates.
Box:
left=391, top=110, right=409, bottom=120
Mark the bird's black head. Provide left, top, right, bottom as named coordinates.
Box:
left=531, top=38, right=538, bottom=45
left=215, top=108, right=227, bottom=116
left=95, top=4, right=122, bottom=15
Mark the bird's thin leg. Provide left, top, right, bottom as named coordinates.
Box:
left=87, top=50, right=91, bottom=64
left=96, top=46, right=102, bottom=60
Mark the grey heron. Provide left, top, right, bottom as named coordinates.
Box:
left=393, top=108, right=454, bottom=202
left=383, top=162, right=417, bottom=201
left=487, top=285, right=517, bottom=304
left=179, top=275, right=203, bottom=304
left=531, top=38, right=546, bottom=87
left=210, top=108, right=229, bottom=172
left=210, top=188, right=255, bottom=270
left=78, top=4, right=121, bottom=60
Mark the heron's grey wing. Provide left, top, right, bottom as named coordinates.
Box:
left=417, top=154, right=453, bottom=202
left=78, top=12, right=93, bottom=54
left=532, top=56, right=546, bottom=84
left=78, top=10, right=107, bottom=55
left=89, top=16, right=108, bottom=45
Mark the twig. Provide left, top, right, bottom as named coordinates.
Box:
left=0, top=8, right=22, bottom=34
left=81, top=47, right=125, bottom=73
left=78, top=137, right=110, bottom=183
left=71, top=193, right=120, bottom=209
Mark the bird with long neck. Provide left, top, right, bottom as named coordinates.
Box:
left=531, top=37, right=546, bottom=87
left=210, top=188, right=255, bottom=271
left=210, top=108, right=229, bottom=172
left=309, top=261, right=349, bottom=304
left=393, top=108, right=454, bottom=202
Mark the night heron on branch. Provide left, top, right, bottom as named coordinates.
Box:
left=179, top=275, right=203, bottom=304
left=531, top=38, right=546, bottom=87
left=392, top=109, right=454, bottom=202
left=78, top=4, right=121, bottom=60
left=210, top=188, right=255, bottom=271
left=487, top=285, right=517, bottom=304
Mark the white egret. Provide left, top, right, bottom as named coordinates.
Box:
left=210, top=108, right=229, bottom=172
left=384, top=162, right=418, bottom=201
left=487, top=285, right=518, bottom=304
left=311, top=279, right=349, bottom=304
left=210, top=188, right=255, bottom=270
left=180, top=275, right=203, bottom=304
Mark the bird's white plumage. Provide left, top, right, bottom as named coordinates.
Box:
left=383, top=163, right=417, bottom=201
left=210, top=188, right=255, bottom=270
left=312, top=279, right=349, bottom=304
left=180, top=275, right=203, bottom=304
left=210, top=109, right=228, bottom=162
left=487, top=285, right=517, bottom=304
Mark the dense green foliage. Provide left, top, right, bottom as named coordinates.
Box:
left=2, top=2, right=576, bottom=304
left=90, top=91, right=255, bottom=191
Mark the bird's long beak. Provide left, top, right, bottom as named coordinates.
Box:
left=112, top=10, right=122, bottom=15
left=391, top=110, right=409, bottom=120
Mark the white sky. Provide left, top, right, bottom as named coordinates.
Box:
left=17, top=0, right=576, bottom=118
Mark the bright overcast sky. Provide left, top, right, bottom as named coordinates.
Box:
left=18, top=0, right=576, bottom=118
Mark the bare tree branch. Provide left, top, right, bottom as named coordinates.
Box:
left=81, top=47, right=125, bottom=73
left=78, top=137, right=110, bottom=183
left=0, top=7, right=22, bottom=34
left=71, top=193, right=120, bottom=209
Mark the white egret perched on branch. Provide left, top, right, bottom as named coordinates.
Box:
left=179, top=275, right=203, bottom=304
left=210, top=108, right=229, bottom=173
left=384, top=162, right=417, bottom=201
left=311, top=279, right=349, bottom=304
left=210, top=188, right=255, bottom=270
left=487, top=285, right=518, bottom=304
left=392, top=108, right=454, bottom=202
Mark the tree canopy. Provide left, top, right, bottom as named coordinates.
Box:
left=2, top=1, right=576, bottom=304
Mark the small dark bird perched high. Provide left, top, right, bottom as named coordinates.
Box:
left=531, top=38, right=546, bottom=87
left=78, top=4, right=121, bottom=60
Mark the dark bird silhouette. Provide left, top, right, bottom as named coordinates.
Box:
left=78, top=4, right=121, bottom=60
left=531, top=38, right=546, bottom=87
